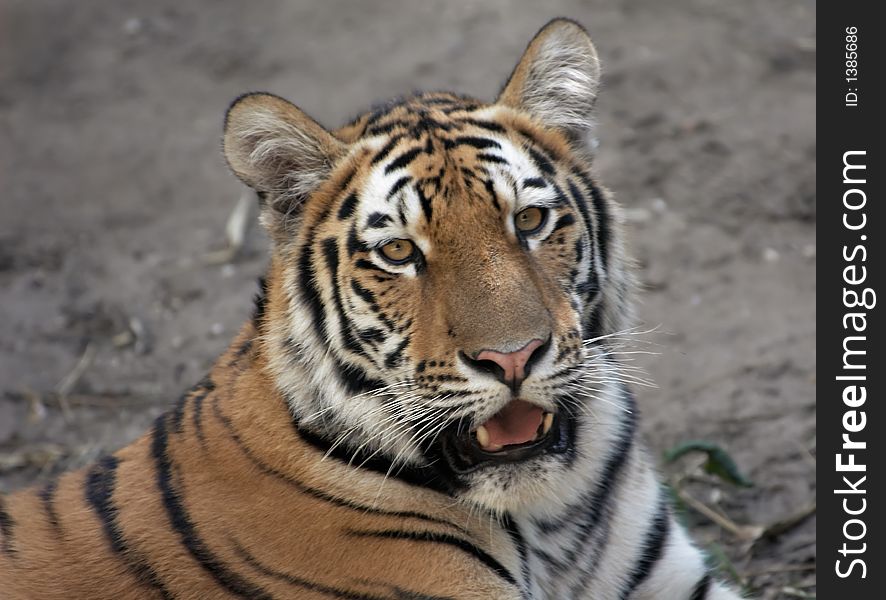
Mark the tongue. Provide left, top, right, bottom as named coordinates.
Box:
left=483, top=400, right=544, bottom=447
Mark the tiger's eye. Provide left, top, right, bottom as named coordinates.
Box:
left=515, top=207, right=546, bottom=234
left=379, top=239, right=416, bottom=264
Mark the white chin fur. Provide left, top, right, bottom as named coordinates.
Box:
left=456, top=455, right=575, bottom=515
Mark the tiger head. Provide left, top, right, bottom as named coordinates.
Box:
left=222, top=19, right=634, bottom=515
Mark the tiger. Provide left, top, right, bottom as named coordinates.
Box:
left=0, top=19, right=744, bottom=600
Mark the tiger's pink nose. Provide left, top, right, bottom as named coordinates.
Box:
left=475, top=338, right=547, bottom=387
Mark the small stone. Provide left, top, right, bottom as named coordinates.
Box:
left=123, top=17, right=143, bottom=36
left=650, top=198, right=668, bottom=213
left=112, top=330, right=135, bottom=348
left=763, top=247, right=780, bottom=263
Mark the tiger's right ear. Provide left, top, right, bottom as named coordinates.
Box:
left=223, top=93, right=345, bottom=218
left=497, top=19, right=601, bottom=150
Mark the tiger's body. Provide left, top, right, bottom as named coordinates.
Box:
left=0, top=20, right=742, bottom=600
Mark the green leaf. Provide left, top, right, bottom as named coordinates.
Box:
left=664, top=440, right=754, bottom=488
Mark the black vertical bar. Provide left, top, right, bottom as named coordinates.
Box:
left=818, top=3, right=884, bottom=597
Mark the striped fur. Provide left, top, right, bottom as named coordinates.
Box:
left=0, top=19, right=742, bottom=599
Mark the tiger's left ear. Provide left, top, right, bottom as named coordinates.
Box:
left=497, top=19, right=601, bottom=146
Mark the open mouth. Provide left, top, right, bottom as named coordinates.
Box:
left=440, top=399, right=571, bottom=473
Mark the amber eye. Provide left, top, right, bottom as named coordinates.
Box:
left=378, top=239, right=416, bottom=264
left=515, top=207, right=547, bottom=234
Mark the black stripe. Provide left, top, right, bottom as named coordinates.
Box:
left=585, top=306, right=603, bottom=339
left=370, top=134, right=405, bottom=165
left=171, top=391, right=188, bottom=433
left=536, top=409, right=635, bottom=532
left=480, top=179, right=500, bottom=213
left=416, top=117, right=456, bottom=135
left=440, top=103, right=480, bottom=115
left=384, top=146, right=423, bottom=174
left=383, top=338, right=409, bottom=368
left=232, top=538, right=413, bottom=600
left=422, top=173, right=442, bottom=192
left=387, top=175, right=412, bottom=199
left=564, top=179, right=600, bottom=313
left=38, top=478, right=62, bottom=534
left=152, top=414, right=273, bottom=599
left=193, top=389, right=208, bottom=447
left=565, top=180, right=593, bottom=242
left=366, top=212, right=392, bottom=229
left=502, top=515, right=531, bottom=597
left=445, top=136, right=501, bottom=150
left=576, top=278, right=600, bottom=300
left=459, top=166, right=477, bottom=181
left=346, top=223, right=368, bottom=257
left=364, top=101, right=401, bottom=127
left=619, top=491, right=671, bottom=599
left=355, top=258, right=390, bottom=275
left=417, top=187, right=434, bottom=224
left=350, top=280, right=377, bottom=305
left=337, top=192, right=360, bottom=220
left=576, top=171, right=611, bottom=271
left=334, top=165, right=358, bottom=199
left=0, top=496, right=15, bottom=556
left=85, top=455, right=174, bottom=598
left=421, top=96, right=463, bottom=106
left=459, top=118, right=506, bottom=133
left=690, top=574, right=712, bottom=600
left=366, top=121, right=409, bottom=136
left=233, top=338, right=253, bottom=362
left=357, top=328, right=385, bottom=343
left=589, top=184, right=611, bottom=271
left=294, top=424, right=454, bottom=494
left=192, top=377, right=215, bottom=446
left=354, top=258, right=394, bottom=281
left=345, top=529, right=517, bottom=589
left=174, top=377, right=215, bottom=435
left=334, top=358, right=384, bottom=395
left=298, top=232, right=329, bottom=342
left=323, top=237, right=370, bottom=359
left=371, top=117, right=452, bottom=138
left=231, top=539, right=454, bottom=600
left=212, top=401, right=462, bottom=532
left=522, top=177, right=548, bottom=189
left=515, top=125, right=561, bottom=161
left=252, top=276, right=269, bottom=327
left=534, top=388, right=637, bottom=559
left=527, top=146, right=555, bottom=176
left=566, top=502, right=616, bottom=596
left=476, top=153, right=508, bottom=165
left=551, top=213, right=577, bottom=233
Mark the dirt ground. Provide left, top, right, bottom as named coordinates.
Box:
left=0, top=0, right=815, bottom=597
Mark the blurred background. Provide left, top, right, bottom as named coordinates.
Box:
left=0, top=1, right=815, bottom=597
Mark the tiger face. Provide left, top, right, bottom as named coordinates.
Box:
left=223, top=20, right=633, bottom=514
